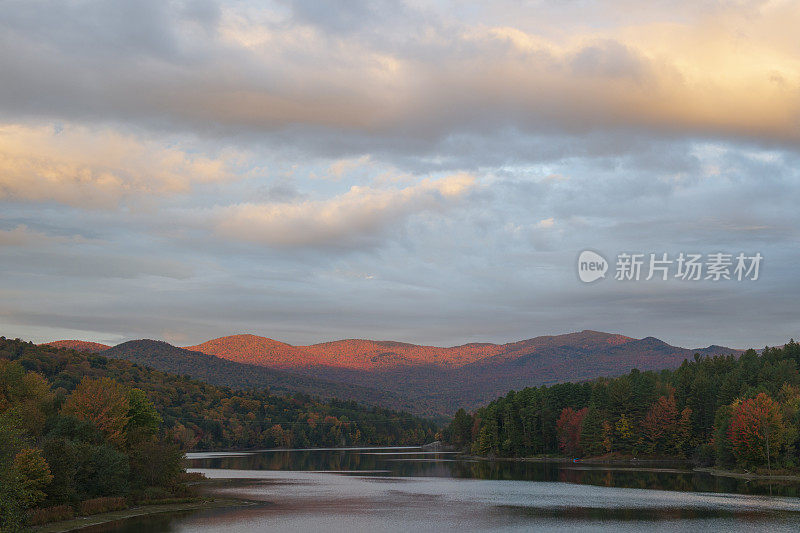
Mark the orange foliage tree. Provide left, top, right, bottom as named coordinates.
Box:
left=61, top=377, right=130, bottom=445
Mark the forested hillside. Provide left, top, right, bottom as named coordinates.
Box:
left=0, top=336, right=437, bottom=530
left=445, top=341, right=800, bottom=472
left=101, top=340, right=419, bottom=414
left=2, top=338, right=436, bottom=451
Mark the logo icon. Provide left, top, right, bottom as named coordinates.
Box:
left=578, top=250, right=608, bottom=283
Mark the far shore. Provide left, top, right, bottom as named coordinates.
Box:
left=460, top=453, right=800, bottom=482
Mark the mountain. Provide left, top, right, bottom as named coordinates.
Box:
left=41, top=339, right=111, bottom=352
left=47, top=330, right=742, bottom=416
left=99, top=339, right=421, bottom=414
left=185, top=330, right=741, bottom=413
left=185, top=334, right=503, bottom=370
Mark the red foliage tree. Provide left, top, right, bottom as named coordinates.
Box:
left=556, top=407, right=588, bottom=456
left=727, top=393, right=785, bottom=466
left=641, top=392, right=691, bottom=455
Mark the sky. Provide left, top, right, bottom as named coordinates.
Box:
left=1, top=0, right=798, bottom=349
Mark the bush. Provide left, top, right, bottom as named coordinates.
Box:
left=140, top=486, right=169, bottom=501
left=79, top=496, right=127, bottom=516
left=179, top=471, right=207, bottom=483
left=27, top=504, right=74, bottom=525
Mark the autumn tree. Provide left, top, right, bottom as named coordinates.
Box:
left=556, top=407, right=587, bottom=456
left=12, top=448, right=53, bottom=508
left=601, top=420, right=614, bottom=454
left=641, top=393, right=692, bottom=456
left=0, top=360, right=53, bottom=437
left=728, top=393, right=786, bottom=467
left=0, top=439, right=53, bottom=531
left=61, top=377, right=130, bottom=445
left=615, top=414, right=634, bottom=453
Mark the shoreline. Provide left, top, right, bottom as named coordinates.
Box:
left=31, top=497, right=256, bottom=533
left=460, top=454, right=800, bottom=481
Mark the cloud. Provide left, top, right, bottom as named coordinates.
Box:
left=327, top=155, right=371, bottom=180
left=0, top=0, right=797, bottom=151
left=0, top=224, right=88, bottom=247
left=0, top=123, right=239, bottom=207
left=214, top=173, right=476, bottom=247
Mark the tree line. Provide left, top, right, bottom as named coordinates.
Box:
left=444, top=340, right=800, bottom=471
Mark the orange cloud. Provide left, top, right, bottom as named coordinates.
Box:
left=0, top=123, right=239, bottom=207
left=214, top=173, right=476, bottom=247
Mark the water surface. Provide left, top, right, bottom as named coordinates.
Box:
left=82, top=447, right=800, bottom=532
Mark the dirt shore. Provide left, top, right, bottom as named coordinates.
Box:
left=32, top=497, right=254, bottom=533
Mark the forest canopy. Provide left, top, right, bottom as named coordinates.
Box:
left=444, top=341, right=800, bottom=472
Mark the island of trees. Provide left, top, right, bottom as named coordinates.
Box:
left=444, top=341, right=800, bottom=473
left=0, top=337, right=436, bottom=531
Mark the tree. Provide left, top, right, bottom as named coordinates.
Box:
left=0, top=360, right=53, bottom=437
left=556, top=407, right=587, bottom=456
left=449, top=409, right=474, bottom=448
left=728, top=393, right=786, bottom=466
left=127, top=438, right=183, bottom=490
left=0, top=418, right=27, bottom=531
left=642, top=394, right=679, bottom=454
left=601, top=420, right=614, bottom=454
left=12, top=448, right=53, bottom=507
left=712, top=404, right=735, bottom=466
left=126, top=388, right=162, bottom=436
left=61, top=377, right=130, bottom=445
left=615, top=414, right=634, bottom=452
left=641, top=392, right=691, bottom=456
left=579, top=407, right=605, bottom=456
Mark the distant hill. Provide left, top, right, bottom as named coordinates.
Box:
left=185, top=330, right=741, bottom=413
left=41, top=339, right=111, bottom=352
left=185, top=333, right=503, bottom=370
left=47, top=330, right=742, bottom=416
left=100, top=339, right=421, bottom=414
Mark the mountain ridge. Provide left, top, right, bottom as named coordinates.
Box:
left=184, top=329, right=737, bottom=372
left=42, top=330, right=742, bottom=415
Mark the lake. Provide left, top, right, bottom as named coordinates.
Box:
left=82, top=447, right=800, bottom=532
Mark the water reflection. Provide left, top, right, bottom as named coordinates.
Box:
left=187, top=447, right=799, bottom=498
left=78, top=448, right=800, bottom=533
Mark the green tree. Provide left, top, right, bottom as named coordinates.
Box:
left=12, top=448, right=53, bottom=507
left=126, top=388, right=162, bottom=436
left=448, top=408, right=474, bottom=448
left=579, top=406, right=605, bottom=456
